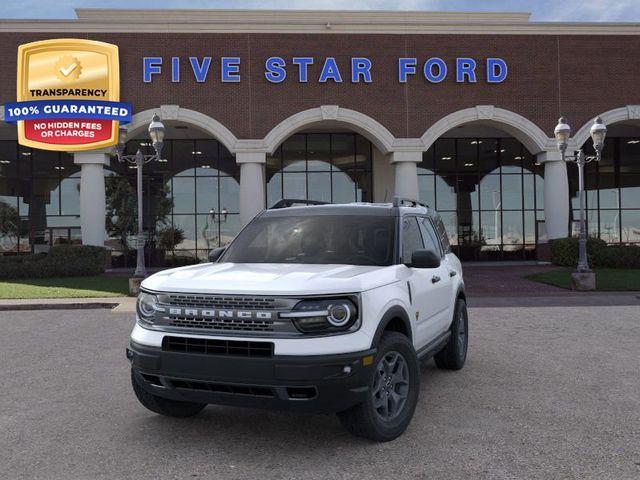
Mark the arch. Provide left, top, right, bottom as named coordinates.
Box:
left=420, top=106, right=552, bottom=154
left=127, top=105, right=239, bottom=154
left=263, top=105, right=396, bottom=155
left=572, top=105, right=640, bottom=148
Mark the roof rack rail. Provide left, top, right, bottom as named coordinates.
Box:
left=270, top=199, right=329, bottom=209
left=392, top=196, right=429, bottom=209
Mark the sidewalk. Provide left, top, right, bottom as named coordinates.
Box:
left=0, top=296, right=135, bottom=312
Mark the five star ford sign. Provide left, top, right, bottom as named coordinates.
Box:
left=3, top=39, right=132, bottom=151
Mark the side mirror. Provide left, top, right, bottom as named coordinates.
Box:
left=208, top=247, right=226, bottom=263
left=408, top=249, right=441, bottom=269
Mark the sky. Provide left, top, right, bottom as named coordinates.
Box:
left=1, top=0, right=639, bottom=22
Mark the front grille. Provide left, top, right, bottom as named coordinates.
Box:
left=162, top=294, right=279, bottom=310
left=162, top=336, right=274, bottom=357
left=169, top=379, right=275, bottom=398
left=168, top=316, right=274, bottom=332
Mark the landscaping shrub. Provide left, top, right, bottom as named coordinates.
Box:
left=0, top=245, right=106, bottom=279
left=163, top=254, right=201, bottom=268
left=550, top=237, right=640, bottom=268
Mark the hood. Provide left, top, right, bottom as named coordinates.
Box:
left=141, top=262, right=403, bottom=295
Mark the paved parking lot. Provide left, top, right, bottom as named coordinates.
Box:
left=1, top=305, right=639, bottom=480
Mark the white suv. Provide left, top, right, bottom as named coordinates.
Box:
left=127, top=198, right=468, bottom=441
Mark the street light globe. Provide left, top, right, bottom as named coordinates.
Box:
left=590, top=116, right=607, bottom=153
left=554, top=117, right=571, bottom=152
left=148, top=114, right=165, bottom=144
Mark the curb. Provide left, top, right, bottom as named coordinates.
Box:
left=0, top=302, right=120, bottom=311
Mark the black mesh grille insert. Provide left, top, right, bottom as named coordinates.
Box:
left=169, top=379, right=275, bottom=398
left=168, top=316, right=274, bottom=332
left=162, top=336, right=274, bottom=357
left=165, top=295, right=279, bottom=310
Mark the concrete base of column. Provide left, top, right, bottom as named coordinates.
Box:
left=238, top=152, right=266, bottom=226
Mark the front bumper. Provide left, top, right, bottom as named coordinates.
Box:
left=128, top=340, right=376, bottom=414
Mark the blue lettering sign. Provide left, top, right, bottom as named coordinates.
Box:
left=292, top=57, right=313, bottom=82
left=351, top=58, right=372, bottom=83
left=221, top=57, right=241, bottom=83
left=487, top=58, right=508, bottom=83
left=398, top=58, right=417, bottom=83
left=143, top=57, right=162, bottom=83
left=189, top=57, right=211, bottom=83
left=456, top=58, right=477, bottom=83
left=265, top=56, right=287, bottom=83
left=424, top=58, right=447, bottom=83
left=319, top=57, right=342, bottom=83
left=171, top=57, right=180, bottom=83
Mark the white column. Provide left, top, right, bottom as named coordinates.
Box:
left=74, top=151, right=110, bottom=246
left=237, top=151, right=266, bottom=226
left=538, top=151, right=569, bottom=239
left=391, top=151, right=421, bottom=200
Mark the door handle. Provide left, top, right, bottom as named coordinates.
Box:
left=449, top=270, right=457, bottom=277
left=431, top=275, right=441, bottom=284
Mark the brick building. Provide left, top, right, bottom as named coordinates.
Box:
left=0, top=9, right=639, bottom=263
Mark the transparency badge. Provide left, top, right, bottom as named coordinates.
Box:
left=4, top=39, right=132, bottom=151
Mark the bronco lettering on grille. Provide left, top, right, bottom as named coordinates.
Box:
left=168, top=307, right=274, bottom=320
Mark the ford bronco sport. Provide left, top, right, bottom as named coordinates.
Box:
left=127, top=197, right=468, bottom=441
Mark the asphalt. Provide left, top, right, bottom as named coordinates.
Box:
left=1, top=306, right=639, bottom=480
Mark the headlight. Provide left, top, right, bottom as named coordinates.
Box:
left=281, top=297, right=359, bottom=334
left=136, top=291, right=158, bottom=324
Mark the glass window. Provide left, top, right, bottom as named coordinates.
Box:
left=500, top=138, right=523, bottom=174
left=620, top=174, right=640, bottom=209
left=418, top=217, right=442, bottom=256
left=172, top=177, right=195, bottom=214
left=195, top=177, right=219, bottom=214
left=502, top=175, right=523, bottom=210
left=401, top=216, right=424, bottom=264
left=266, top=133, right=372, bottom=205
left=621, top=210, right=640, bottom=243
left=173, top=140, right=195, bottom=176
left=222, top=215, right=396, bottom=266
left=308, top=172, right=332, bottom=202
left=307, top=134, right=331, bottom=171
left=282, top=135, right=305, bottom=172
left=434, top=216, right=451, bottom=252
left=435, top=176, right=456, bottom=211
left=418, top=175, right=435, bottom=207
left=599, top=210, right=620, bottom=243
left=0, top=141, right=18, bottom=177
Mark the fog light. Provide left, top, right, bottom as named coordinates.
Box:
left=362, top=355, right=374, bottom=366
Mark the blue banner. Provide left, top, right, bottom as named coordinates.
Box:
left=4, top=100, right=132, bottom=123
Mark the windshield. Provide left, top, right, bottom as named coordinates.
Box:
left=221, top=215, right=396, bottom=266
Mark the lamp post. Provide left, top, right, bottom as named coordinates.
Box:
left=553, top=116, right=607, bottom=286
left=113, top=114, right=166, bottom=277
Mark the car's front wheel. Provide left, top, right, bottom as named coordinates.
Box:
left=131, top=370, right=207, bottom=417
left=337, top=332, right=420, bottom=442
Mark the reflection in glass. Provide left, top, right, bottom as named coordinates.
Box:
left=621, top=210, right=640, bottom=243
left=266, top=133, right=372, bottom=206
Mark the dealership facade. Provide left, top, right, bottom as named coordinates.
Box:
left=0, top=9, right=639, bottom=263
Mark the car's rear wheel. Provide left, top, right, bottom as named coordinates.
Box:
left=434, top=298, right=468, bottom=370
left=337, top=332, right=420, bottom=442
left=131, top=370, right=206, bottom=417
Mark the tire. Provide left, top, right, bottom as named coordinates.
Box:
left=434, top=298, right=468, bottom=370
left=131, top=370, right=206, bottom=418
left=337, top=332, right=420, bottom=442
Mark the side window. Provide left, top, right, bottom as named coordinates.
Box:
left=418, top=217, right=443, bottom=257
left=434, top=216, right=451, bottom=253
left=401, top=216, right=424, bottom=264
